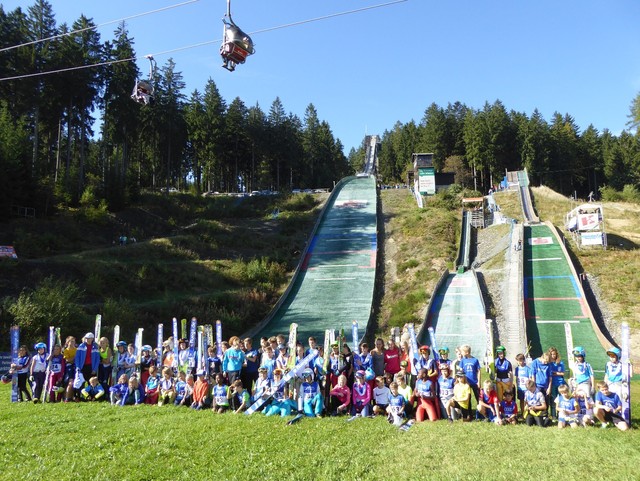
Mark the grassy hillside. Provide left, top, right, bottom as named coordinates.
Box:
left=375, top=189, right=460, bottom=331
left=0, top=192, right=326, bottom=346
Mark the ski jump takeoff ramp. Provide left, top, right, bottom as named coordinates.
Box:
left=247, top=175, right=378, bottom=341
left=418, top=270, right=488, bottom=361
left=417, top=200, right=488, bottom=358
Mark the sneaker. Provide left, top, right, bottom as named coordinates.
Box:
left=601, top=422, right=609, bottom=429
left=448, top=417, right=453, bottom=424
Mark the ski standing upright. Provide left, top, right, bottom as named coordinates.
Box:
left=41, top=326, right=55, bottom=402
left=620, top=322, right=631, bottom=425
left=10, top=326, right=19, bottom=402
left=112, top=325, right=120, bottom=381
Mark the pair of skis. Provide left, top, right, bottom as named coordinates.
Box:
left=245, top=347, right=319, bottom=416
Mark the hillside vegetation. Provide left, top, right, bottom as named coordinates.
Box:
left=0, top=192, right=326, bottom=347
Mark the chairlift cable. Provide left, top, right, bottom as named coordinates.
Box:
left=0, top=0, right=201, bottom=54
left=0, top=0, right=408, bottom=82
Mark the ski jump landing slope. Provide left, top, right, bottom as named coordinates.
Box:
left=524, top=222, right=608, bottom=371
left=249, top=175, right=378, bottom=341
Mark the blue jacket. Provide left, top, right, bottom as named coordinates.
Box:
left=74, top=342, right=101, bottom=373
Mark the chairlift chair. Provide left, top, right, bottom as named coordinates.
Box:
left=220, top=0, right=254, bottom=71
left=131, top=55, right=157, bottom=105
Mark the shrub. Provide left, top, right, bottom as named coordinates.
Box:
left=7, top=276, right=86, bottom=344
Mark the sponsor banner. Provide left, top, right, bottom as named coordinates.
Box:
left=581, top=232, right=604, bottom=246
left=578, top=213, right=600, bottom=231
left=418, top=167, right=435, bottom=195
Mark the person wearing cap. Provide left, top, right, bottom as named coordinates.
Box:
left=115, top=341, right=128, bottom=380
left=604, top=347, right=623, bottom=398
left=493, top=346, right=513, bottom=402
left=300, top=368, right=323, bottom=417
left=451, top=369, right=473, bottom=422
left=437, top=347, right=452, bottom=373
left=351, top=370, right=371, bottom=417
left=139, top=345, right=155, bottom=387
left=30, top=342, right=48, bottom=403
left=75, top=332, right=101, bottom=391
left=572, top=347, right=594, bottom=396
left=414, top=345, right=437, bottom=384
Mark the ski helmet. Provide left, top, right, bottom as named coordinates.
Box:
left=34, top=342, right=46, bottom=350
left=142, top=345, right=152, bottom=352
left=496, top=346, right=506, bottom=353
left=438, top=347, right=450, bottom=354
left=1, top=374, right=10, bottom=384
left=606, top=347, right=621, bottom=359
left=364, top=369, right=375, bottom=381
left=302, top=368, right=314, bottom=380
left=572, top=346, right=586, bottom=358
left=355, top=370, right=366, bottom=379
left=116, top=341, right=127, bottom=348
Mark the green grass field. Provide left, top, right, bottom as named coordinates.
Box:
left=1, top=384, right=640, bottom=481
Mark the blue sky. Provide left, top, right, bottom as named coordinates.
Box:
left=4, top=0, right=640, bottom=152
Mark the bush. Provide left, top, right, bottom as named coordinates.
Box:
left=7, top=276, right=86, bottom=344
left=599, top=184, right=640, bottom=203
left=621, top=184, right=640, bottom=203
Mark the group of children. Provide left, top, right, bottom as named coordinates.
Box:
left=5, top=329, right=630, bottom=431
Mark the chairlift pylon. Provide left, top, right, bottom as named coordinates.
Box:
left=220, top=0, right=254, bottom=72
left=131, top=54, right=157, bottom=105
